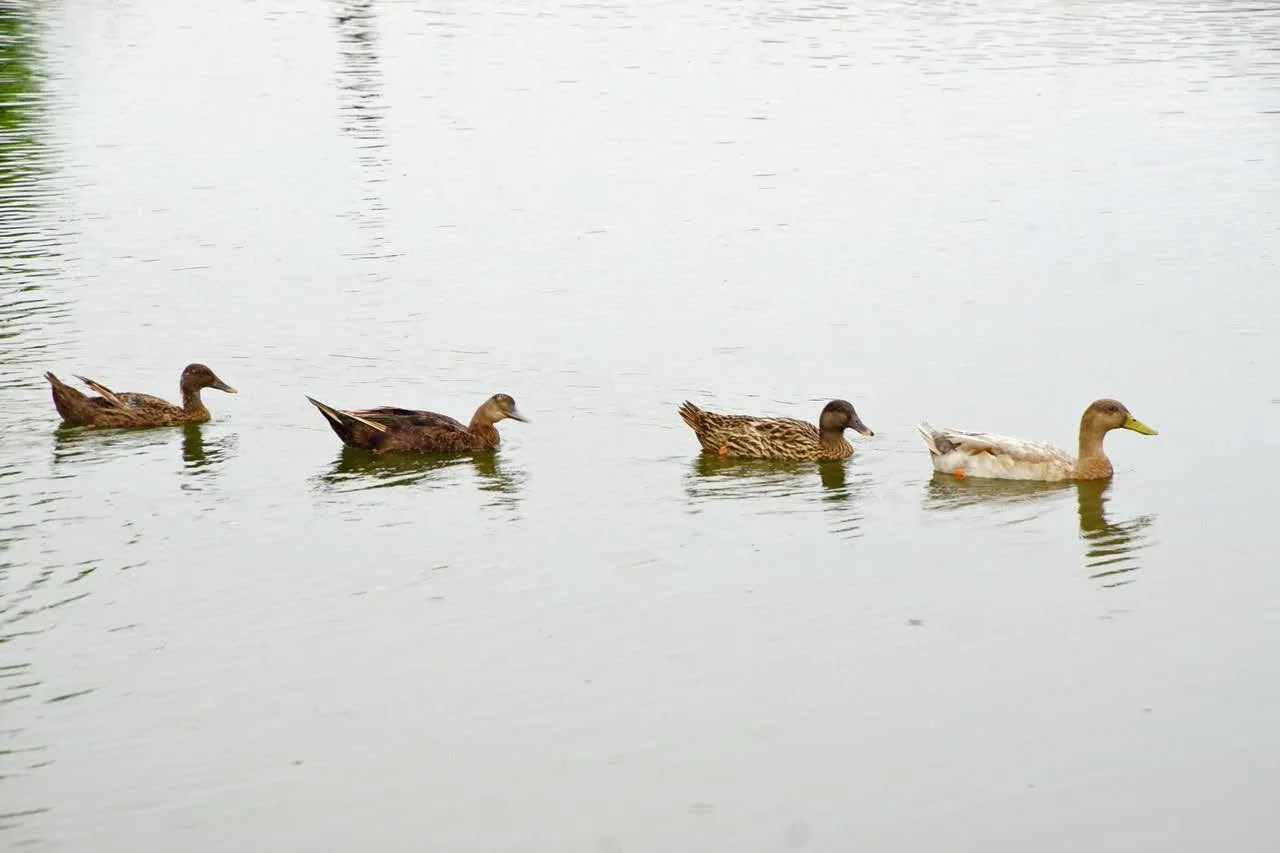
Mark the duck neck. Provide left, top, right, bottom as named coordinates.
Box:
left=1075, top=420, right=1113, bottom=479
left=819, top=428, right=851, bottom=457
left=468, top=407, right=500, bottom=445
left=181, top=387, right=208, bottom=417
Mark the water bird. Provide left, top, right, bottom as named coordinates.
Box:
left=916, top=398, right=1157, bottom=481
left=306, top=393, right=527, bottom=453
left=678, top=399, right=873, bottom=461
left=45, top=363, right=237, bottom=428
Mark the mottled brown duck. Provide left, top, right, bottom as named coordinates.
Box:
left=678, top=399, right=874, bottom=462
left=306, top=393, right=527, bottom=453
left=916, top=398, right=1158, bottom=481
left=45, top=363, right=237, bottom=428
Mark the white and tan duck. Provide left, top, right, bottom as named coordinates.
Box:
left=917, top=398, right=1157, bottom=481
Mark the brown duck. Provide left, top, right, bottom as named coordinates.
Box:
left=678, top=399, right=874, bottom=461
left=306, top=393, right=527, bottom=453
left=46, top=363, right=237, bottom=428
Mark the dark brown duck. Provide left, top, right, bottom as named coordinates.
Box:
left=45, top=363, right=237, bottom=428
left=306, top=393, right=527, bottom=453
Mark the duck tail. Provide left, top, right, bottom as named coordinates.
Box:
left=916, top=422, right=942, bottom=456
left=46, top=371, right=89, bottom=423
left=306, top=396, right=388, bottom=434
left=678, top=400, right=704, bottom=432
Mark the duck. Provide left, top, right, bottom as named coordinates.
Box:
left=306, top=393, right=527, bottom=453
left=45, top=363, right=237, bottom=428
left=678, top=399, right=873, bottom=461
left=916, top=398, right=1157, bottom=481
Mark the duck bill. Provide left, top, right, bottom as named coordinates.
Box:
left=506, top=408, right=528, bottom=423
left=852, top=417, right=874, bottom=438
left=211, top=379, right=237, bottom=394
left=1122, top=415, right=1156, bottom=435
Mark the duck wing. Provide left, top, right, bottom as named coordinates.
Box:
left=351, top=407, right=468, bottom=432
left=73, top=375, right=128, bottom=408
left=919, top=424, right=1070, bottom=463
left=119, top=392, right=181, bottom=410
left=680, top=401, right=821, bottom=457
left=308, top=398, right=484, bottom=452
left=353, top=407, right=489, bottom=452
left=73, top=375, right=184, bottom=413
left=728, top=417, right=819, bottom=455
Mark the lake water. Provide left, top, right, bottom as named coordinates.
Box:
left=3, top=0, right=1279, bottom=850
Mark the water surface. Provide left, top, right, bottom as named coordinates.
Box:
left=2, top=1, right=1279, bottom=850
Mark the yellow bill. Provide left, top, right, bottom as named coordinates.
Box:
left=1123, top=415, right=1157, bottom=436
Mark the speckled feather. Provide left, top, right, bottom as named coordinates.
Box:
left=678, top=401, right=854, bottom=462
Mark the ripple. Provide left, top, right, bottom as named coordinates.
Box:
left=922, top=475, right=1157, bottom=587
left=683, top=454, right=822, bottom=502
left=50, top=426, right=177, bottom=470
left=0, top=6, right=76, bottom=837
left=1076, top=480, right=1157, bottom=589
left=332, top=0, right=396, bottom=264
left=817, top=460, right=869, bottom=540
left=922, top=473, right=1076, bottom=527
left=741, top=0, right=1280, bottom=77
left=682, top=454, right=868, bottom=539
left=313, top=446, right=526, bottom=511
left=176, top=426, right=237, bottom=497
left=0, top=5, right=72, bottom=398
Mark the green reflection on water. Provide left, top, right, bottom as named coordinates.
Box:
left=683, top=453, right=866, bottom=538
left=51, top=423, right=173, bottom=462
left=0, top=7, right=40, bottom=135
left=923, top=473, right=1156, bottom=586
left=317, top=445, right=526, bottom=499
left=1, top=10, right=72, bottom=813
left=1, top=2, right=69, bottom=402
left=1076, top=479, right=1156, bottom=588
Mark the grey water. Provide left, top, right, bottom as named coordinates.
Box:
left=2, top=0, right=1279, bottom=850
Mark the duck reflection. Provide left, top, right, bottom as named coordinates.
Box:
left=317, top=446, right=525, bottom=502
left=817, top=460, right=847, bottom=494
left=182, top=424, right=207, bottom=465
left=180, top=425, right=234, bottom=488
left=51, top=424, right=234, bottom=486
left=1076, top=480, right=1155, bottom=589
left=922, top=474, right=1155, bottom=586
left=923, top=473, right=1073, bottom=515
left=51, top=424, right=173, bottom=466
left=468, top=450, right=526, bottom=510
left=817, top=460, right=867, bottom=538
left=685, top=454, right=819, bottom=501
left=683, top=455, right=866, bottom=538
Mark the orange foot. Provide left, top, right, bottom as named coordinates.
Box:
left=718, top=445, right=730, bottom=456
left=954, top=467, right=965, bottom=479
